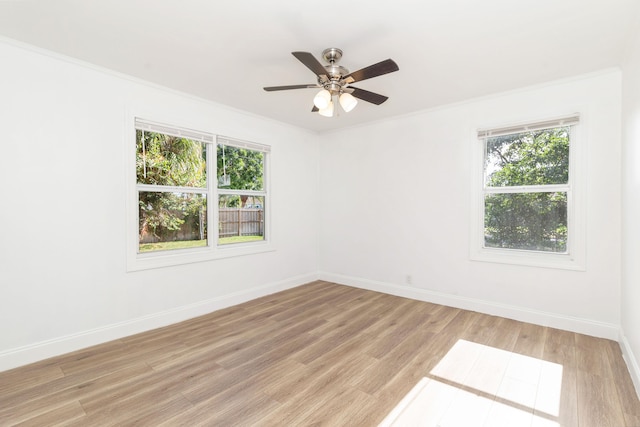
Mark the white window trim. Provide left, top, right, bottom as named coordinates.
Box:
left=126, top=117, right=273, bottom=272
left=470, top=114, right=586, bottom=271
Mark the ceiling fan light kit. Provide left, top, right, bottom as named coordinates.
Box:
left=339, top=92, right=358, bottom=113
left=263, top=48, right=399, bottom=118
left=313, top=89, right=332, bottom=109
left=318, top=101, right=334, bottom=117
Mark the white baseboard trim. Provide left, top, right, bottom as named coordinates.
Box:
left=620, top=331, right=640, bottom=400
left=319, top=272, right=621, bottom=340
left=0, top=272, right=318, bottom=372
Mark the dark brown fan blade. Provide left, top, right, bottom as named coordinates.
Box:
left=263, top=84, right=318, bottom=91
left=344, top=59, right=399, bottom=83
left=312, top=105, right=319, bottom=112
left=292, top=52, right=328, bottom=78
left=349, top=86, right=389, bottom=105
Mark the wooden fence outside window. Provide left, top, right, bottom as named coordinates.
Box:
left=219, top=208, right=264, bottom=238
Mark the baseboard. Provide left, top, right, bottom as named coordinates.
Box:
left=0, top=272, right=318, bottom=372
left=319, top=272, right=620, bottom=340
left=620, top=331, right=640, bottom=400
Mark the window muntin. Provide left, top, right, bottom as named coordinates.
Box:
left=483, top=126, right=571, bottom=253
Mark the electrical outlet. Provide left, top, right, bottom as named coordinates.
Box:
left=405, top=274, right=412, bottom=285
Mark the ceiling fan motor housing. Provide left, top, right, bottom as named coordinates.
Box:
left=319, top=48, right=349, bottom=93
left=322, top=47, right=343, bottom=63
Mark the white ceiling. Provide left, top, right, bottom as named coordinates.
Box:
left=0, top=0, right=638, bottom=133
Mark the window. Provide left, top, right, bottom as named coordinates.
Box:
left=129, top=118, right=271, bottom=271
left=136, top=122, right=210, bottom=253
left=471, top=114, right=585, bottom=270
left=217, top=138, right=267, bottom=246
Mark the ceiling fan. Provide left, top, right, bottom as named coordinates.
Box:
left=263, top=48, right=399, bottom=117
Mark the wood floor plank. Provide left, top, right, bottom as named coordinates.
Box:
left=419, top=304, right=463, bottom=334
left=360, top=297, right=418, bottom=337
left=0, top=363, right=152, bottom=424
left=260, top=332, right=374, bottom=405
left=604, top=339, right=640, bottom=423
left=356, top=329, right=436, bottom=395
left=555, top=365, right=580, bottom=427
left=486, top=322, right=522, bottom=353
left=71, top=392, right=194, bottom=426
left=543, top=327, right=577, bottom=366
left=14, top=400, right=86, bottom=427
left=261, top=377, right=378, bottom=425
left=305, top=387, right=379, bottom=426
left=269, top=283, right=363, bottom=324
left=183, top=393, right=279, bottom=427
left=290, top=309, right=382, bottom=365
left=417, top=309, right=469, bottom=359
left=373, top=344, right=451, bottom=423
left=575, top=333, right=614, bottom=378
left=541, top=327, right=579, bottom=426
left=365, top=303, right=434, bottom=360
left=576, top=369, right=627, bottom=427
left=624, top=412, right=640, bottom=427
left=0, top=365, right=65, bottom=399
left=0, top=281, right=637, bottom=426
left=214, top=317, right=326, bottom=369
left=181, top=330, right=318, bottom=406
left=512, top=322, right=548, bottom=358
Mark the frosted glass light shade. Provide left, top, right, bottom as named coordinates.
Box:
left=313, top=89, right=332, bottom=109
left=339, top=92, right=358, bottom=112
left=318, top=101, right=334, bottom=117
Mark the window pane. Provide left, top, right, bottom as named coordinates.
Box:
left=485, top=127, right=570, bottom=187
left=484, top=192, right=567, bottom=252
left=218, top=195, right=265, bottom=245
left=217, top=144, right=264, bottom=190
left=136, top=130, right=206, bottom=187
left=138, top=192, right=207, bottom=253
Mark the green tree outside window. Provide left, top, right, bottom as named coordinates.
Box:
left=484, top=127, right=570, bottom=252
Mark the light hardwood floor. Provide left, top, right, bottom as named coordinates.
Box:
left=1, top=281, right=639, bottom=426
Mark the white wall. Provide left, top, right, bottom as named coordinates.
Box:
left=0, top=36, right=631, bottom=376
left=319, top=71, right=622, bottom=338
left=0, top=40, right=320, bottom=371
left=621, top=20, right=640, bottom=394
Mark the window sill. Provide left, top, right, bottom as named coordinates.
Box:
left=470, top=247, right=585, bottom=271
left=127, top=241, right=275, bottom=272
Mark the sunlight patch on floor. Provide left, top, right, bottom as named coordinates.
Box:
left=379, top=339, right=563, bottom=427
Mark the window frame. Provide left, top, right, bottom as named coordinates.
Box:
left=470, top=114, right=586, bottom=271
left=126, top=118, right=272, bottom=272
